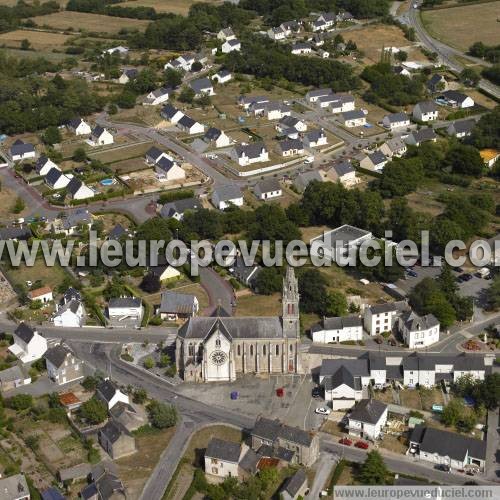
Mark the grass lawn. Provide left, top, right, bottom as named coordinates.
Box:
left=0, top=187, right=30, bottom=220
left=421, top=1, right=500, bottom=51
left=235, top=293, right=282, bottom=317
left=419, top=387, right=445, bottom=411
left=372, top=388, right=395, bottom=405
left=5, top=258, right=69, bottom=292
left=0, top=30, right=72, bottom=50
left=121, top=0, right=222, bottom=15
left=89, top=142, right=153, bottom=164
left=399, top=389, right=422, bottom=410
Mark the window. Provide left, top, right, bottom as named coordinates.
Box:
left=215, top=338, right=221, bottom=348
left=263, top=345, right=267, bottom=356
left=188, top=343, right=195, bottom=356
left=275, top=345, right=280, bottom=356
left=289, top=344, right=293, bottom=353
left=237, top=345, right=241, bottom=356
left=250, top=345, right=254, bottom=356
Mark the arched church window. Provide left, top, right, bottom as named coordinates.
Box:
left=188, top=343, right=195, bottom=356
left=290, top=344, right=293, bottom=353
left=250, top=345, right=254, bottom=356
left=263, top=345, right=267, bottom=356
left=215, top=338, right=221, bottom=348
left=237, top=345, right=241, bottom=356
left=275, top=344, right=280, bottom=356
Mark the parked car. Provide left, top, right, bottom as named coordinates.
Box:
left=406, top=270, right=418, bottom=278
left=355, top=441, right=369, bottom=449
left=434, top=464, right=451, bottom=472
left=315, top=407, right=331, bottom=415
left=462, top=273, right=473, bottom=281
left=339, top=438, right=352, bottom=446
left=374, top=336, right=383, bottom=344
left=453, top=267, right=464, bottom=273
left=312, top=387, right=322, bottom=399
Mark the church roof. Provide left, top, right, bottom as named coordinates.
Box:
left=178, top=316, right=291, bottom=339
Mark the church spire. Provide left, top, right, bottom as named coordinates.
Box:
left=282, top=266, right=300, bottom=338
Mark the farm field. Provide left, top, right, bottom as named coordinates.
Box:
left=121, top=0, right=222, bottom=15
left=0, top=29, right=72, bottom=50
left=30, top=11, right=150, bottom=34
left=421, top=1, right=500, bottom=51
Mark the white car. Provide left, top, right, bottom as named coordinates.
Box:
left=315, top=407, right=331, bottom=415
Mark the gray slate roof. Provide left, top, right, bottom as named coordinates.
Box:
left=159, top=291, right=197, bottom=314
left=0, top=474, right=29, bottom=499
left=400, top=311, right=439, bottom=331
left=205, top=437, right=241, bottom=462
left=385, top=112, right=409, bottom=123
left=178, top=115, right=197, bottom=129
left=14, top=323, right=36, bottom=344
left=0, top=364, right=28, bottom=384
left=100, top=420, right=127, bottom=444
left=415, top=100, right=438, bottom=113
left=254, top=178, right=281, bottom=197
left=368, top=151, right=387, bottom=166
left=234, top=142, right=267, bottom=159
left=45, top=167, right=63, bottom=185
left=252, top=417, right=315, bottom=447
left=0, top=226, right=32, bottom=240
left=161, top=104, right=181, bottom=120
left=410, top=127, right=437, bottom=144
left=44, top=344, right=73, bottom=369
left=281, top=468, right=307, bottom=497
left=109, top=297, right=142, bottom=308
left=190, top=77, right=212, bottom=93
left=160, top=197, right=200, bottom=218
left=146, top=146, right=164, bottom=161
left=343, top=109, right=365, bottom=121
left=311, top=315, right=361, bottom=332
left=213, top=183, right=242, bottom=202
left=331, top=161, right=354, bottom=177
left=97, top=379, right=120, bottom=403
left=349, top=398, right=387, bottom=424
left=204, top=127, right=222, bottom=141
left=10, top=141, right=35, bottom=156
left=278, top=138, right=303, bottom=153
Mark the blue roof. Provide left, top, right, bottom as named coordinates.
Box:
left=41, top=487, right=66, bottom=500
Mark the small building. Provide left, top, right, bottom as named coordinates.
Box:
left=364, top=302, right=407, bottom=336
left=398, top=311, right=440, bottom=349
left=446, top=119, right=475, bottom=139
left=80, top=466, right=126, bottom=499
left=212, top=184, right=243, bottom=210
left=326, top=161, right=357, bottom=186
left=108, top=297, right=143, bottom=323
left=439, top=90, right=474, bottom=109
left=45, top=167, right=70, bottom=190
left=160, top=197, right=200, bottom=220
left=67, top=178, right=94, bottom=200
left=8, top=323, right=48, bottom=363
left=277, top=138, right=304, bottom=157
left=427, top=74, right=447, bottom=93
left=238, top=95, right=269, bottom=110
left=267, top=26, right=287, bottom=40
left=89, top=126, right=113, bottom=146
left=109, top=402, right=146, bottom=432
left=480, top=149, right=500, bottom=168
left=409, top=425, right=486, bottom=472
left=305, top=88, right=332, bottom=103
left=161, top=104, right=184, bottom=124
left=342, top=109, right=366, bottom=128
left=277, top=116, right=307, bottom=133
left=158, top=291, right=199, bottom=321
left=143, top=87, right=172, bottom=106
left=311, top=316, right=363, bottom=344
left=232, top=143, right=269, bottom=166
left=150, top=264, right=181, bottom=283
left=155, top=157, right=186, bottom=182
left=45, top=344, right=84, bottom=385
left=413, top=101, right=438, bottom=122
left=382, top=112, right=410, bottom=130
left=293, top=170, right=324, bottom=193
left=53, top=298, right=85, bottom=328
left=254, top=178, right=282, bottom=201
left=222, top=39, right=241, bottom=54
left=291, top=42, right=312, bottom=55
left=280, top=468, right=308, bottom=500
left=118, top=68, right=138, bottom=85
left=96, top=379, right=130, bottom=410
left=0, top=474, right=30, bottom=500
left=189, top=77, right=215, bottom=97
left=348, top=398, right=388, bottom=440
left=405, top=128, right=437, bottom=146
left=204, top=437, right=242, bottom=479
left=177, top=115, right=205, bottom=135
left=217, top=27, right=235, bottom=41
left=98, top=420, right=136, bottom=459
left=204, top=127, right=232, bottom=148
left=50, top=209, right=92, bottom=235
left=360, top=151, right=388, bottom=172
left=329, top=94, right=355, bottom=114
left=145, top=146, right=169, bottom=165
left=303, top=128, right=327, bottom=148
left=103, top=46, right=128, bottom=56
left=35, top=156, right=58, bottom=176
left=379, top=138, right=407, bottom=158
left=212, top=69, right=232, bottom=84
left=27, top=286, right=53, bottom=303
left=0, top=364, right=31, bottom=393
left=9, top=140, right=36, bottom=162
left=67, top=117, right=91, bottom=136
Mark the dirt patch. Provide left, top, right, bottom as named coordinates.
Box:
left=121, top=0, right=222, bottom=15
left=0, top=29, right=72, bottom=50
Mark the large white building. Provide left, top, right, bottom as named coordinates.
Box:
left=311, top=316, right=362, bottom=343
left=8, top=323, right=47, bottom=363
left=232, top=143, right=269, bottom=166
left=363, top=302, right=408, bottom=336
left=398, top=311, right=440, bottom=349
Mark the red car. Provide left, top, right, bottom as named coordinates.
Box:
left=355, top=440, right=369, bottom=449
left=339, top=438, right=352, bottom=446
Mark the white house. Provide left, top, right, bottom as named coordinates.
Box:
left=67, top=117, right=92, bottom=136
left=398, top=311, right=440, bottom=349
left=53, top=299, right=85, bottom=327
left=108, top=297, right=143, bottom=323
left=342, top=109, right=366, bottom=128
left=359, top=151, right=388, bottom=172
left=212, top=184, right=243, bottom=210
left=446, top=119, right=475, bottom=138
left=379, top=138, right=407, bottom=158
left=9, top=140, right=36, bottom=162
left=291, top=42, right=312, bottom=55
left=89, top=126, right=114, bottom=146
left=303, top=128, right=328, bottom=148
left=222, top=39, right=241, bottom=53
left=143, top=87, right=171, bottom=106
left=316, top=94, right=340, bottom=109
left=189, top=77, right=215, bottom=97
left=348, top=399, right=388, bottom=440
left=382, top=112, right=410, bottom=130
left=405, top=128, right=437, bottom=146
left=363, top=302, right=407, bottom=336
left=329, top=94, right=355, bottom=113
left=177, top=115, right=205, bottom=135
left=326, top=161, right=358, bottom=187
left=311, top=316, right=363, bottom=343
left=27, top=286, right=53, bottom=304
left=96, top=379, right=130, bottom=410
left=254, top=178, right=282, bottom=201
left=118, top=68, right=138, bottom=85
left=316, top=12, right=336, bottom=30
left=8, top=323, right=47, bottom=363
left=262, top=102, right=291, bottom=121
left=161, top=104, right=185, bottom=124
left=67, top=178, right=95, bottom=200
left=439, top=90, right=474, bottom=109
left=44, top=344, right=84, bottom=385
left=145, top=146, right=170, bottom=166
left=217, top=27, right=235, bottom=41
left=305, top=88, right=332, bottom=103
left=157, top=291, right=199, bottom=321
left=413, top=101, right=438, bottom=122
left=267, top=26, right=287, bottom=40
left=212, top=69, right=232, bottom=84
left=277, top=138, right=304, bottom=157
left=45, top=167, right=70, bottom=190
left=276, top=116, right=307, bottom=133
left=155, top=157, right=186, bottom=182
left=35, top=156, right=58, bottom=176
left=238, top=95, right=269, bottom=110
left=164, top=54, right=195, bottom=72
left=232, top=143, right=269, bottom=166
left=160, top=198, right=200, bottom=220
left=103, top=46, right=128, bottom=56
left=204, top=438, right=243, bottom=479
left=204, top=127, right=232, bottom=148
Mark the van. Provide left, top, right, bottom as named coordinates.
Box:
left=304, top=156, right=314, bottom=164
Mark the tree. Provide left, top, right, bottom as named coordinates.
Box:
left=395, top=50, right=408, bottom=62
left=254, top=267, right=282, bottom=295
left=164, top=68, right=182, bottom=88
left=158, top=354, right=171, bottom=368
left=298, top=269, right=328, bottom=315
left=73, top=147, right=87, bottom=162
left=191, top=61, right=203, bottom=72
left=479, top=373, right=500, bottom=410
left=358, top=450, right=388, bottom=485
left=178, top=86, right=195, bottom=104
left=140, top=273, right=161, bottom=293
left=133, top=388, right=148, bottom=404
left=486, top=276, right=500, bottom=310
left=6, top=394, right=33, bottom=411
left=21, top=39, right=31, bottom=50
left=460, top=68, right=480, bottom=87
left=445, top=143, right=484, bottom=177
left=79, top=397, right=107, bottom=424
left=12, top=197, right=25, bottom=214
left=143, top=357, right=154, bottom=369
left=42, top=125, right=62, bottom=145
left=409, top=278, right=456, bottom=327
left=81, top=375, right=101, bottom=391
left=324, top=291, right=348, bottom=317
left=378, top=157, right=424, bottom=197
left=147, top=400, right=177, bottom=429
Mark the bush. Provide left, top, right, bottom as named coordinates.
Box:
left=79, top=397, right=107, bottom=425
left=147, top=400, right=177, bottom=429
left=121, top=353, right=134, bottom=362
left=6, top=394, right=33, bottom=411
left=143, top=357, right=155, bottom=370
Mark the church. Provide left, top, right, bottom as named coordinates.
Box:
left=175, top=267, right=302, bottom=382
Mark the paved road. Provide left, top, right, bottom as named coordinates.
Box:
left=199, top=267, right=234, bottom=315
left=307, top=452, right=337, bottom=498
left=404, top=3, right=500, bottom=99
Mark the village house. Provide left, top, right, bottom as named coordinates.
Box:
left=276, top=116, right=307, bottom=135
left=398, top=311, right=440, bottom=349
left=251, top=417, right=319, bottom=467
left=480, top=149, right=500, bottom=168
left=80, top=466, right=126, bottom=500
left=49, top=209, right=92, bottom=236
left=317, top=12, right=336, bottom=29
left=212, top=69, right=232, bottom=84
left=204, top=127, right=232, bottom=148
left=342, top=109, right=366, bottom=128
left=155, top=157, right=186, bottom=182
left=238, top=95, right=269, bottom=110
left=45, top=344, right=84, bottom=385
left=326, top=161, right=357, bottom=187
left=67, top=117, right=91, bottom=136
left=222, top=39, right=241, bottom=54
left=267, top=26, right=287, bottom=40
left=316, top=94, right=340, bottom=109
left=27, top=286, right=53, bottom=304
left=311, top=316, right=363, bottom=343
left=360, top=151, right=388, bottom=172
left=145, top=146, right=170, bottom=166
left=190, top=77, right=215, bottom=97
left=45, top=167, right=70, bottom=190
left=217, top=27, right=235, bottom=41
left=0, top=226, right=31, bottom=241
left=280, top=469, right=308, bottom=500
left=409, top=425, right=486, bottom=472
left=108, top=297, right=143, bottom=324
left=35, top=156, right=58, bottom=176
left=96, top=379, right=130, bottom=410
left=164, top=53, right=195, bottom=72
left=293, top=170, right=324, bottom=193
left=364, top=302, right=408, bottom=336
left=379, top=137, right=407, bottom=158
left=177, top=115, right=205, bottom=135
left=89, top=126, right=113, bottom=147
left=446, top=119, right=475, bottom=138
left=413, top=101, right=439, bottom=122
left=157, top=291, right=199, bottom=321
left=211, top=184, right=244, bottom=210
left=161, top=104, right=185, bottom=124
left=262, top=102, right=291, bottom=121
left=254, top=178, right=282, bottom=200
left=291, top=42, right=312, bottom=55
left=143, top=87, right=172, bottom=106
left=204, top=438, right=243, bottom=479
left=303, top=128, right=327, bottom=148
left=405, top=128, right=437, bottom=146
left=280, top=20, right=301, bottom=35
left=232, top=143, right=269, bottom=166
left=160, top=197, right=200, bottom=220
left=150, top=264, right=181, bottom=283
left=382, top=112, right=410, bottom=130
left=305, top=88, right=332, bottom=103
left=9, top=323, right=47, bottom=363
left=329, top=94, right=356, bottom=113
left=427, top=74, right=447, bottom=93
left=9, top=140, right=36, bottom=162
left=0, top=364, right=31, bottom=393
left=277, top=138, right=304, bottom=157
left=229, top=256, right=261, bottom=288
left=0, top=474, right=30, bottom=500
left=109, top=401, right=146, bottom=432
left=53, top=296, right=85, bottom=327
left=439, top=90, right=474, bottom=109
left=67, top=178, right=95, bottom=200
left=118, top=68, right=138, bottom=85
left=98, top=420, right=136, bottom=459
left=348, top=399, right=388, bottom=440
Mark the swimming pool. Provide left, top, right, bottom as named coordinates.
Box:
left=100, top=178, right=114, bottom=186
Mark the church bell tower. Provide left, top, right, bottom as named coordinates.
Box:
left=282, top=266, right=300, bottom=338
